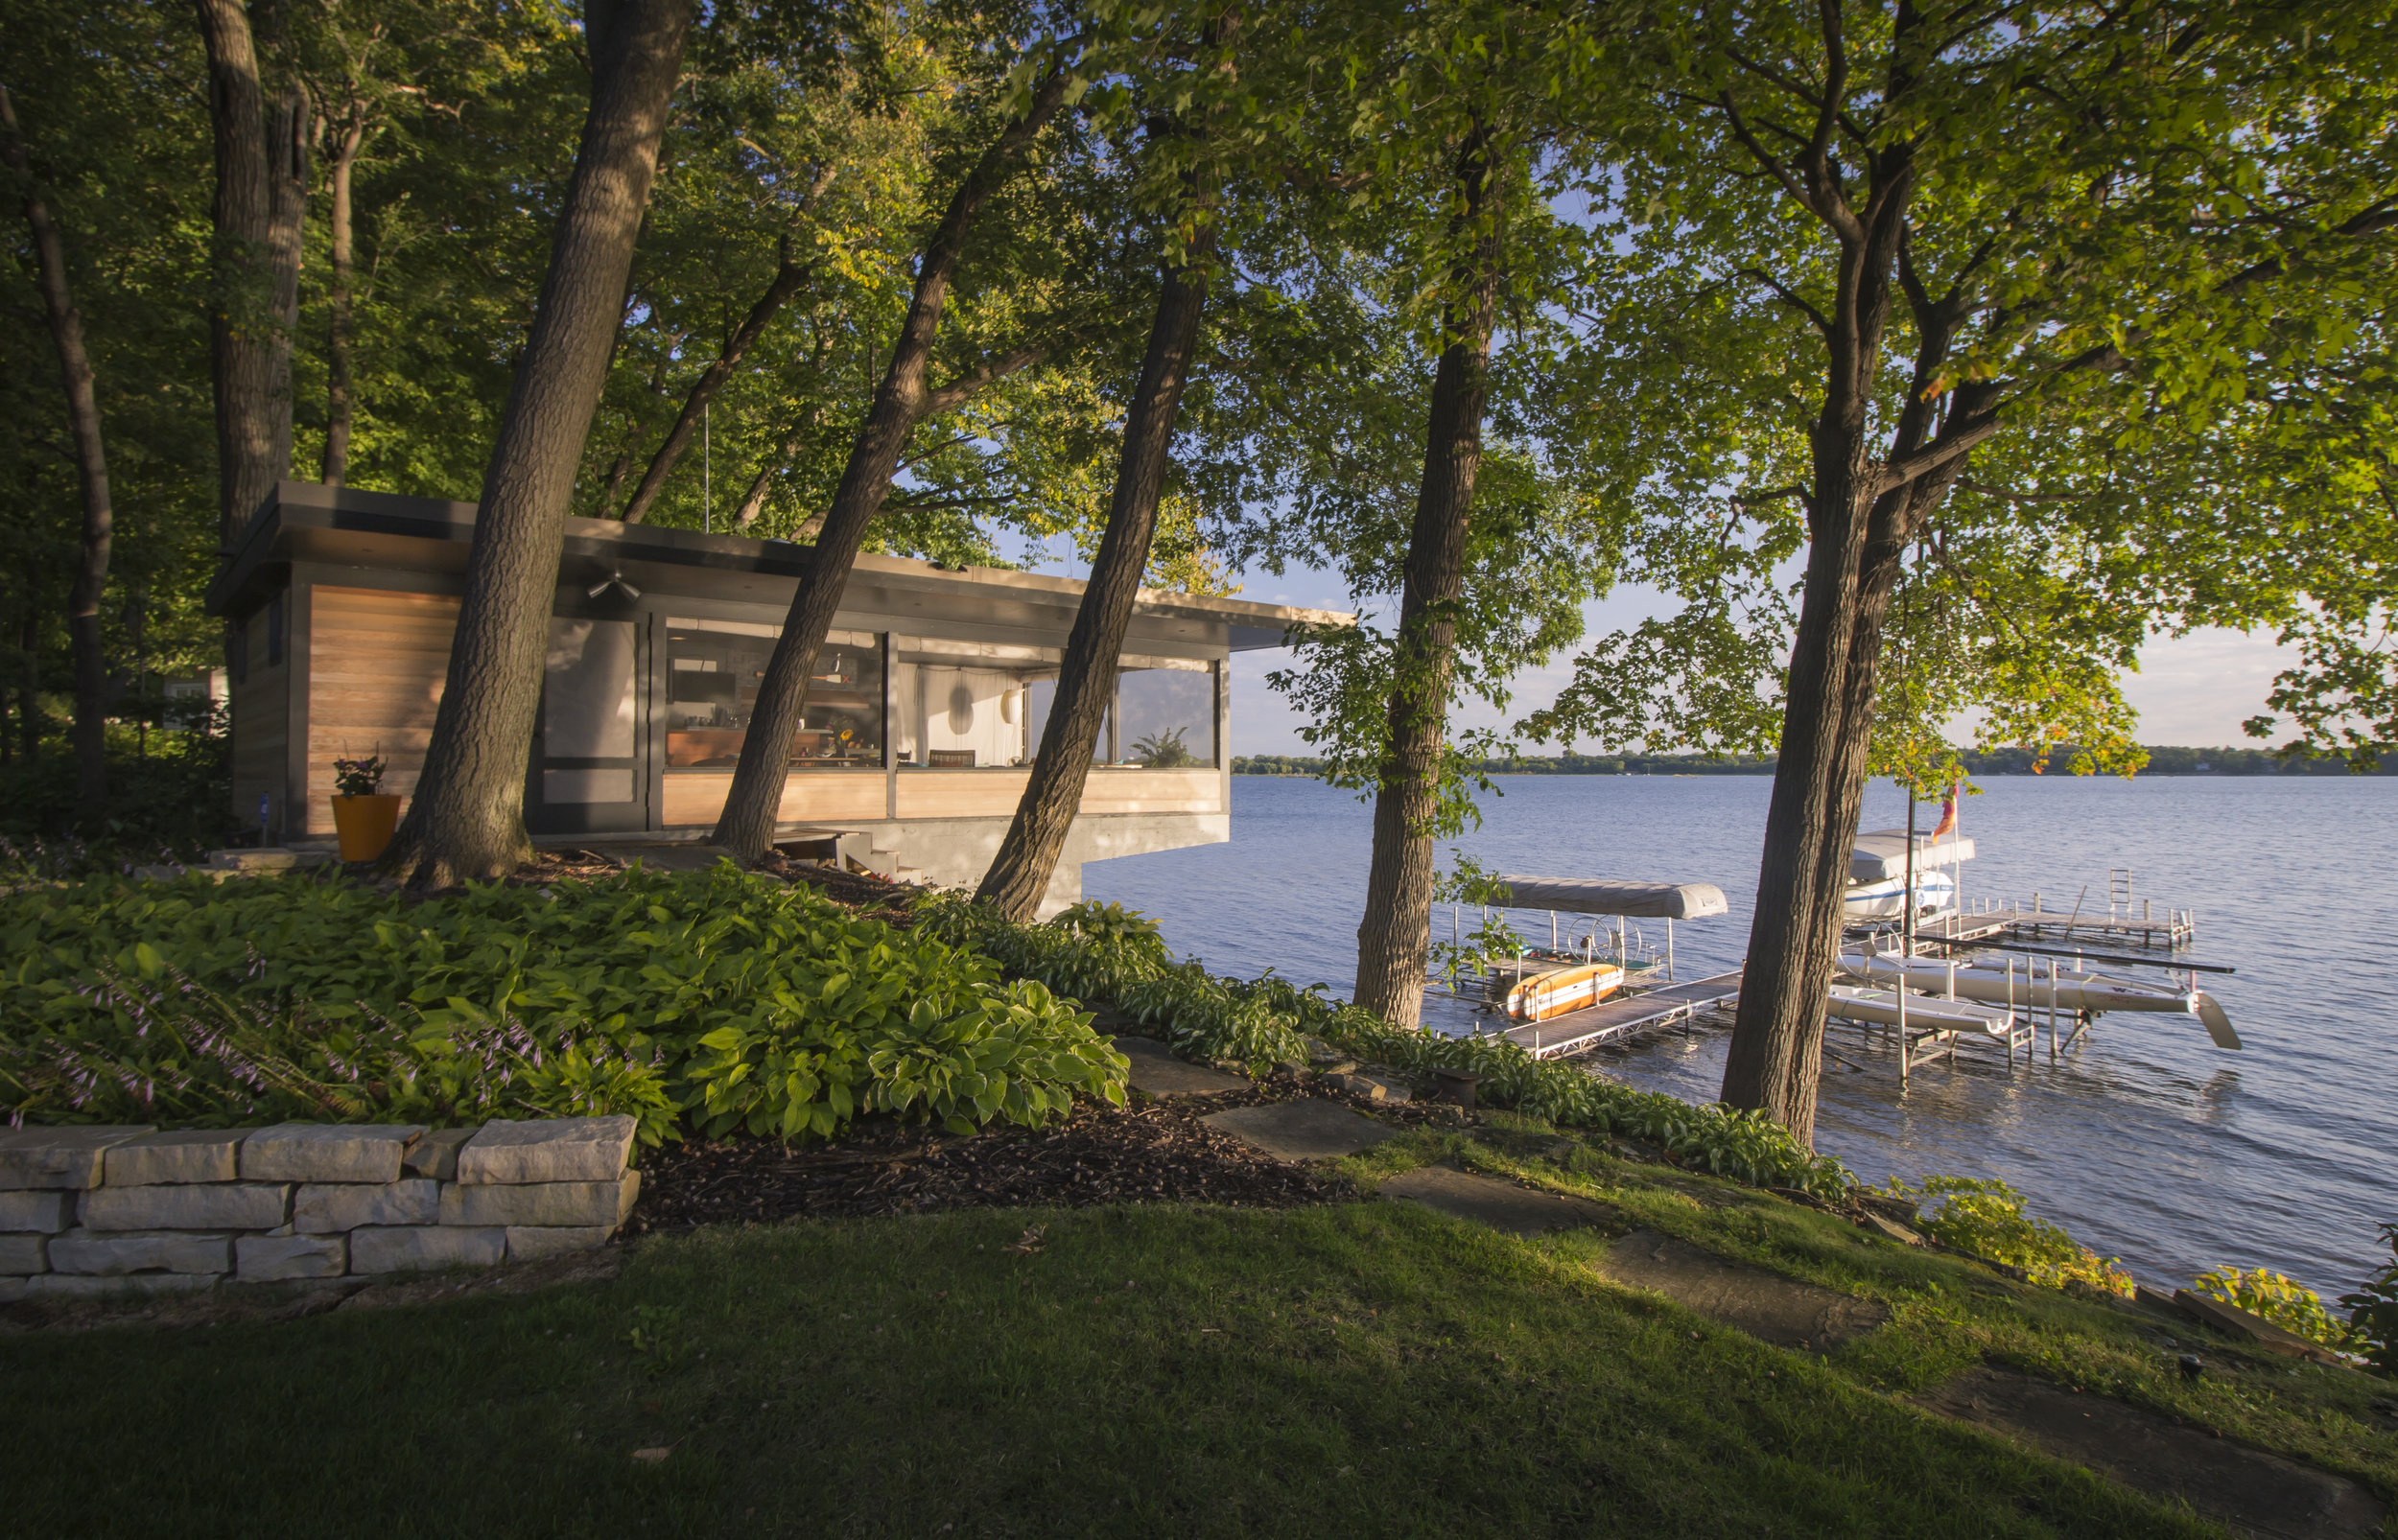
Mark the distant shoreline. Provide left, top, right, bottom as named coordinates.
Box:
left=1231, top=747, right=2394, bottom=778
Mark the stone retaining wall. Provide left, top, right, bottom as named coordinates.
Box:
left=0, top=1115, right=637, bottom=1300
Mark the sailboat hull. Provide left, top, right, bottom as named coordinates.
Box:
left=1834, top=953, right=2239, bottom=1046
left=1825, top=984, right=2015, bottom=1036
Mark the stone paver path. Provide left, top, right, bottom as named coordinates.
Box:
left=1203, top=1101, right=1392, bottom=1162
left=1380, top=1166, right=1614, bottom=1239
left=1593, top=1227, right=1889, bottom=1350
left=1113, top=1038, right=1250, bottom=1098
left=1919, top=1366, right=2385, bottom=1540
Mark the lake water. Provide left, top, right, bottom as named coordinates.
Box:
left=1083, top=772, right=2398, bottom=1300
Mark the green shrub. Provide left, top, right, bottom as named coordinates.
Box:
left=912, top=894, right=1853, bottom=1201
left=1904, top=1177, right=2132, bottom=1294
left=2193, top=1266, right=2363, bottom=1353
left=2339, top=1225, right=2398, bottom=1373
left=0, top=866, right=1125, bottom=1144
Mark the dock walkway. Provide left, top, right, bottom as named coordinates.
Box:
left=1498, top=970, right=1744, bottom=1060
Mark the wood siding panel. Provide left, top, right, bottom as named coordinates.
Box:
left=894, top=768, right=1222, bottom=821
left=1077, top=767, right=1223, bottom=815
left=896, top=771, right=1033, bottom=820
left=303, top=587, right=458, bottom=836
left=663, top=771, right=887, bottom=829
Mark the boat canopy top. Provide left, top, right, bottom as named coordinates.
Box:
left=1492, top=875, right=1729, bottom=920
left=1849, top=829, right=1976, bottom=884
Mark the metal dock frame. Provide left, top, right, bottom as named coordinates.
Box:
left=1498, top=970, right=1745, bottom=1060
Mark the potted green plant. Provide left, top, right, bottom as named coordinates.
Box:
left=329, top=751, right=399, bottom=862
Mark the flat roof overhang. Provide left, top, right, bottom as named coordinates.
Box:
left=206, top=481, right=1350, bottom=651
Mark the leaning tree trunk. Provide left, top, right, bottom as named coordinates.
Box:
left=380, top=0, right=694, bottom=888
left=194, top=0, right=281, bottom=553
left=320, top=113, right=366, bottom=483
left=712, top=58, right=1079, bottom=860
left=1, top=88, right=114, bottom=820
left=1351, top=132, right=1500, bottom=1028
left=976, top=222, right=1215, bottom=919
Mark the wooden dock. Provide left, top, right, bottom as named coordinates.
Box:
left=1498, top=970, right=1744, bottom=1060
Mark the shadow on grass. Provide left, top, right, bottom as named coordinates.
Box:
left=1, top=1202, right=2221, bottom=1539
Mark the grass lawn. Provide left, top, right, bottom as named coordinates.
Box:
left=3, top=1118, right=2386, bottom=1538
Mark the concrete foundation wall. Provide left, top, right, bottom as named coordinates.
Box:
left=873, top=810, right=1229, bottom=918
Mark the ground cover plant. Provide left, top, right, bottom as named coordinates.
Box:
left=917, top=896, right=1854, bottom=1199
left=0, top=1199, right=2281, bottom=1540
left=0, top=867, right=1123, bottom=1144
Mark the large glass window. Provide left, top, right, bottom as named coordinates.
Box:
left=1113, top=660, right=1217, bottom=767
left=892, top=638, right=1059, bottom=768
left=664, top=619, right=882, bottom=770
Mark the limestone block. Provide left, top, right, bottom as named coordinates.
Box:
left=25, top=1272, right=217, bottom=1298
left=106, top=1128, right=256, bottom=1186
left=440, top=1171, right=639, bottom=1228
left=0, top=1233, right=48, bottom=1273
left=294, top=1178, right=438, bottom=1233
left=241, top=1123, right=426, bottom=1184
left=78, top=1182, right=290, bottom=1232
left=0, top=1276, right=23, bottom=1303
left=457, top=1116, right=635, bottom=1185
left=48, top=1227, right=234, bottom=1275
left=505, top=1225, right=615, bottom=1263
left=0, top=1191, right=75, bottom=1233
left=237, top=1233, right=348, bottom=1280
left=348, top=1225, right=505, bottom=1274
left=403, top=1126, right=477, bottom=1182
left=0, top=1125, right=155, bottom=1190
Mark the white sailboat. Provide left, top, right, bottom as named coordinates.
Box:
left=1835, top=950, right=2242, bottom=1049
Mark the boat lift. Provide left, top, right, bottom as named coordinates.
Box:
left=1427, top=875, right=1745, bottom=1060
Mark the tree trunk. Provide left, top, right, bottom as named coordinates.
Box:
left=320, top=114, right=366, bottom=483
left=1351, top=131, right=1500, bottom=1027
left=976, top=222, right=1215, bottom=919
left=0, top=88, right=113, bottom=819
left=379, top=0, right=694, bottom=888
left=264, top=78, right=307, bottom=487
left=618, top=238, right=817, bottom=524
left=733, top=421, right=806, bottom=527
left=194, top=0, right=280, bottom=553
left=1715, top=136, right=2046, bottom=1146
left=711, top=58, right=1080, bottom=859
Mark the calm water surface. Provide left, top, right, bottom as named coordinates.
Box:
left=1083, top=773, right=2398, bottom=1298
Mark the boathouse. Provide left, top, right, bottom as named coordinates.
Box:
left=205, top=482, right=1338, bottom=911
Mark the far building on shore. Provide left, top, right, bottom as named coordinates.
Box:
left=207, top=482, right=1345, bottom=914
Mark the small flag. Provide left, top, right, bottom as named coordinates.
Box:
left=1931, top=786, right=1959, bottom=840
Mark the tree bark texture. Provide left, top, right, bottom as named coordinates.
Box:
left=1, top=88, right=114, bottom=818
left=711, top=59, right=1079, bottom=859
left=975, top=225, right=1214, bottom=920
left=264, top=79, right=307, bottom=487
left=194, top=0, right=280, bottom=553
left=320, top=113, right=366, bottom=483
left=381, top=0, right=693, bottom=887
left=1717, top=123, right=2006, bottom=1143
left=1351, top=132, right=1499, bottom=1028
left=618, top=235, right=818, bottom=524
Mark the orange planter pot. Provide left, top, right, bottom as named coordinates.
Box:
left=331, top=794, right=402, bottom=863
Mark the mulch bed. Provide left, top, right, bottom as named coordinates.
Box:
left=749, top=852, right=923, bottom=924
left=623, top=1084, right=1430, bottom=1232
